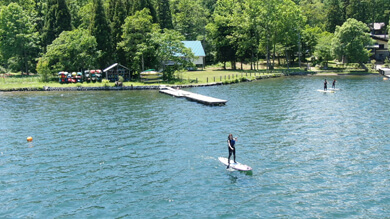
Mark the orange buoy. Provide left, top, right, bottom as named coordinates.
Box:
left=27, top=136, right=33, bottom=142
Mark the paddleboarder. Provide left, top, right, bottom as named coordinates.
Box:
left=332, top=79, right=336, bottom=89
left=324, top=79, right=328, bottom=91
left=227, top=134, right=237, bottom=169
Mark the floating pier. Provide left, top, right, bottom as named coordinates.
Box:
left=159, top=85, right=227, bottom=106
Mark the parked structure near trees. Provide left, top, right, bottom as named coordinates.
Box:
left=103, top=63, right=131, bottom=82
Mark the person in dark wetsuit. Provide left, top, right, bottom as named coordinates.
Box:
left=324, top=79, right=328, bottom=91
left=227, top=134, right=237, bottom=169
left=332, top=79, right=336, bottom=89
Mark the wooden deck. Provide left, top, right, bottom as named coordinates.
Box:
left=159, top=86, right=227, bottom=106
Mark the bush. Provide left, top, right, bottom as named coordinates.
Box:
left=36, top=58, right=51, bottom=82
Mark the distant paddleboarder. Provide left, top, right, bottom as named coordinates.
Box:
left=227, top=134, right=237, bottom=169
left=324, top=79, right=328, bottom=91
left=332, top=79, right=336, bottom=89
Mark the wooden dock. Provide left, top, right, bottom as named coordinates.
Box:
left=159, top=86, right=227, bottom=106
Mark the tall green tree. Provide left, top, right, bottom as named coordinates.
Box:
left=345, top=0, right=390, bottom=25
left=332, top=18, right=373, bottom=69
left=206, top=0, right=237, bottom=69
left=119, top=8, right=159, bottom=73
left=277, top=0, right=305, bottom=68
left=90, top=0, right=113, bottom=69
left=41, top=28, right=99, bottom=72
left=131, top=0, right=157, bottom=22
left=42, top=0, right=72, bottom=48
left=314, top=31, right=333, bottom=68
left=325, top=0, right=344, bottom=33
left=156, top=0, right=173, bottom=30
left=67, top=0, right=90, bottom=28
left=0, top=3, right=39, bottom=74
left=171, top=0, right=208, bottom=40
left=110, top=0, right=127, bottom=65
left=300, top=0, right=326, bottom=29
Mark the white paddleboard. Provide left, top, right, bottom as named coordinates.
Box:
left=317, top=89, right=335, bottom=93
left=218, top=157, right=252, bottom=171
left=329, top=88, right=340, bottom=91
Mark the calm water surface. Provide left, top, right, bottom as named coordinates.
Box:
left=1, top=76, right=390, bottom=218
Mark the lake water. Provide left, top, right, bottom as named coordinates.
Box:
left=1, top=76, right=390, bottom=218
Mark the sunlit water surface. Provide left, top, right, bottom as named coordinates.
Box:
left=1, top=76, right=390, bottom=218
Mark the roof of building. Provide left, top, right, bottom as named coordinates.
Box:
left=182, top=41, right=206, bottom=57
left=103, top=63, right=130, bottom=72
left=370, top=34, right=389, bottom=42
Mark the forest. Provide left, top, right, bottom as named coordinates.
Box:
left=0, top=0, right=390, bottom=80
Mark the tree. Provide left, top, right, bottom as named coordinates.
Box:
left=332, top=18, right=373, bottom=69
left=119, top=8, right=158, bottom=73
left=345, top=0, right=390, bottom=25
left=275, top=0, right=305, bottom=68
left=131, top=0, right=157, bottom=22
left=206, top=0, right=237, bottom=69
left=110, top=0, right=127, bottom=65
left=90, top=0, right=113, bottom=69
left=42, top=0, right=72, bottom=48
left=314, top=31, right=333, bottom=68
left=300, top=0, right=326, bottom=29
left=301, top=25, right=322, bottom=59
left=42, top=28, right=99, bottom=72
left=0, top=3, right=39, bottom=74
left=325, top=0, right=344, bottom=33
left=171, top=0, right=208, bottom=40
left=151, top=29, right=194, bottom=79
left=157, top=0, right=173, bottom=30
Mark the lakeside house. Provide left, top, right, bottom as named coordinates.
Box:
left=165, top=41, right=206, bottom=70
left=103, top=63, right=131, bottom=82
left=182, top=41, right=206, bottom=69
left=368, top=22, right=389, bottom=62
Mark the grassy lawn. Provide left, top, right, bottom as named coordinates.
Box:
left=176, top=68, right=279, bottom=84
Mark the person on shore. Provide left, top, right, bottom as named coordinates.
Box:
left=332, top=79, right=336, bottom=89
left=227, top=134, right=237, bottom=169
left=324, top=79, right=328, bottom=91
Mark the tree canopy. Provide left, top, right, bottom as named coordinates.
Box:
left=41, top=29, right=99, bottom=72
left=332, top=18, right=373, bottom=67
left=0, top=0, right=388, bottom=75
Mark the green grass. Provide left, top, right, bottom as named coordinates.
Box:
left=176, top=69, right=282, bottom=84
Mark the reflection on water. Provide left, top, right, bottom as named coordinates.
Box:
left=1, top=76, right=390, bottom=218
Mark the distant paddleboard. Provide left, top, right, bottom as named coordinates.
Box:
left=329, top=88, right=340, bottom=91
left=317, top=89, right=335, bottom=93
left=218, top=157, right=252, bottom=171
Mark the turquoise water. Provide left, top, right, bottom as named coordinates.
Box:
left=1, top=76, right=390, bottom=218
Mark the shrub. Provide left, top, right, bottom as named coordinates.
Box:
left=36, top=58, right=52, bottom=82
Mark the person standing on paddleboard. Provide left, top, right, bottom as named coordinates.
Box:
left=324, top=79, right=328, bottom=91
left=332, top=79, right=336, bottom=89
left=227, top=134, right=237, bottom=169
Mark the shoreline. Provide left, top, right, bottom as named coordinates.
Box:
left=0, top=74, right=281, bottom=92
left=0, top=72, right=380, bottom=92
